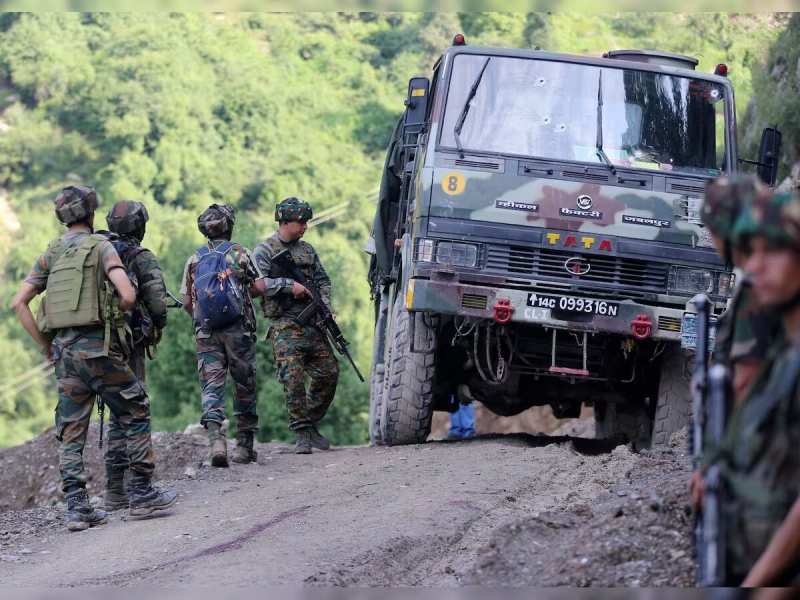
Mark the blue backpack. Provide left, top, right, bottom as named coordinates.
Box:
left=193, top=241, right=244, bottom=330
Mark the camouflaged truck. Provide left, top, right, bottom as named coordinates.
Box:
left=367, top=39, right=781, bottom=447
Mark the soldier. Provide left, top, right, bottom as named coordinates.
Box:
left=181, top=204, right=265, bottom=466
left=10, top=186, right=176, bottom=531
left=701, top=176, right=781, bottom=403
left=709, top=190, right=800, bottom=585
left=102, top=200, right=168, bottom=511
left=690, top=176, right=782, bottom=536
left=253, top=197, right=339, bottom=454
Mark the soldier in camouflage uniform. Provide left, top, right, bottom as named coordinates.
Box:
left=181, top=204, right=265, bottom=466
left=102, top=200, right=169, bottom=511
left=10, top=186, right=176, bottom=531
left=253, top=197, right=339, bottom=454
left=701, top=176, right=781, bottom=403
left=691, top=176, right=782, bottom=527
left=704, top=189, right=800, bottom=585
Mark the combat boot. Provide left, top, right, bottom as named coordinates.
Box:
left=232, top=431, right=258, bottom=464
left=104, top=467, right=129, bottom=511
left=308, top=425, right=331, bottom=451
left=128, top=481, right=178, bottom=519
left=65, top=489, right=107, bottom=532
left=294, top=428, right=313, bottom=454
left=207, top=421, right=228, bottom=468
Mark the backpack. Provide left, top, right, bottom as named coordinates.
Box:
left=43, top=234, right=108, bottom=330
left=107, top=235, right=155, bottom=346
left=193, top=241, right=244, bottom=330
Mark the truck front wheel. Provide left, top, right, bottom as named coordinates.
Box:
left=381, top=294, right=437, bottom=445
left=651, top=345, right=692, bottom=447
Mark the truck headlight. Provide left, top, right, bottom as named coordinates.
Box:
left=669, top=267, right=714, bottom=294
left=415, top=238, right=479, bottom=268
left=436, top=241, right=478, bottom=267
left=668, top=266, right=733, bottom=297
left=416, top=238, right=435, bottom=262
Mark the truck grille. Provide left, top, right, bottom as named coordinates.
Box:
left=485, top=245, right=669, bottom=294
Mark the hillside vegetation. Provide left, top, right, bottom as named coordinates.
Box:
left=0, top=13, right=790, bottom=447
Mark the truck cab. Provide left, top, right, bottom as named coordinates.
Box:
left=368, top=39, right=778, bottom=447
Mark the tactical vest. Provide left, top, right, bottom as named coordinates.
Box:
left=257, top=235, right=316, bottom=320
left=42, top=234, right=108, bottom=330
left=38, top=233, right=131, bottom=356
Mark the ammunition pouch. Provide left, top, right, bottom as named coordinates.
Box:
left=261, top=296, right=284, bottom=319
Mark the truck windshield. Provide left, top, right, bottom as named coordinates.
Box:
left=440, top=54, right=729, bottom=176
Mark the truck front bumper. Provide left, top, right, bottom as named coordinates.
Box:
left=406, top=278, right=703, bottom=345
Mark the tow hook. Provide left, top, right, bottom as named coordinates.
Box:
left=493, top=298, right=514, bottom=324
left=631, top=314, right=652, bottom=340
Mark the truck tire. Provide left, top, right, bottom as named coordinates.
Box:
left=651, top=345, right=692, bottom=447
left=368, top=291, right=391, bottom=446
left=381, top=294, right=436, bottom=445
left=595, top=401, right=650, bottom=449
left=368, top=362, right=385, bottom=445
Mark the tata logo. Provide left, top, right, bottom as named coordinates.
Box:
left=544, top=232, right=613, bottom=252
left=577, top=194, right=593, bottom=210
left=565, top=256, right=591, bottom=276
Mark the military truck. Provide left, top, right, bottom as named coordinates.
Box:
left=367, top=37, right=782, bottom=447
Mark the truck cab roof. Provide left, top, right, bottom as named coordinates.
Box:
left=439, top=45, right=730, bottom=86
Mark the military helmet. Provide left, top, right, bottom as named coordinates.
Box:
left=106, top=200, right=149, bottom=239
left=275, top=197, right=312, bottom=223
left=197, top=203, right=235, bottom=238
left=732, top=190, right=800, bottom=250
left=702, top=175, right=769, bottom=241
left=54, top=185, right=98, bottom=225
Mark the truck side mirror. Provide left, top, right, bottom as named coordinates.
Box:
left=403, top=77, right=430, bottom=131
left=757, top=126, right=782, bottom=186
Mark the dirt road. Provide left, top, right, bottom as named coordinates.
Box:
left=0, top=430, right=694, bottom=587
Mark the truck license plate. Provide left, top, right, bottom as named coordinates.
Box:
left=527, top=293, right=619, bottom=317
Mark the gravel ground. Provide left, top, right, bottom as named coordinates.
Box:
left=0, top=423, right=696, bottom=587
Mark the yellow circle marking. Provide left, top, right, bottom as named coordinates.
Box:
left=441, top=171, right=466, bottom=196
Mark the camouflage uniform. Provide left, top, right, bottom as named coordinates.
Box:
left=253, top=232, right=339, bottom=432
left=103, top=236, right=168, bottom=474
left=25, top=231, right=156, bottom=495
left=712, top=190, right=800, bottom=583
left=181, top=239, right=260, bottom=434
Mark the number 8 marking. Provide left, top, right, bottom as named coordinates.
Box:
left=441, top=171, right=466, bottom=196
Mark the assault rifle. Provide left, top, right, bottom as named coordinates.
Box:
left=271, top=249, right=365, bottom=382
left=690, top=293, right=727, bottom=586
left=691, top=294, right=711, bottom=461
left=699, top=364, right=728, bottom=586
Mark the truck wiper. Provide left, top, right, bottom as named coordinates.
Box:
left=595, top=70, right=616, bottom=175
left=453, top=57, right=491, bottom=159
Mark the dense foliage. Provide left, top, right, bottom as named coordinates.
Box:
left=742, top=13, right=800, bottom=176
left=0, top=13, right=788, bottom=446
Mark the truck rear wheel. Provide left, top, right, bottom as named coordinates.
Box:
left=368, top=362, right=385, bottom=445
left=381, top=294, right=437, bottom=445
left=651, top=345, right=692, bottom=447
left=368, top=291, right=390, bottom=446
